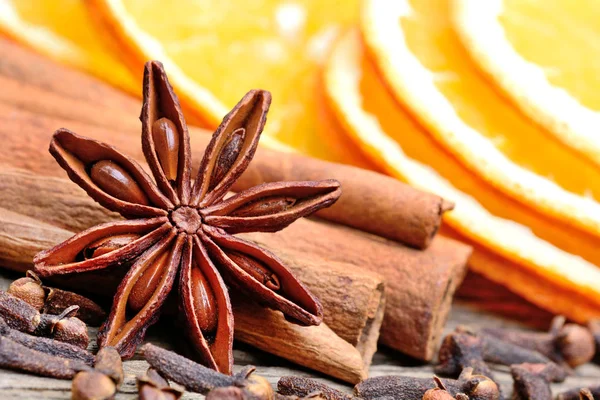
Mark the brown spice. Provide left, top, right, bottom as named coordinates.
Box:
left=0, top=290, right=88, bottom=348
left=436, top=327, right=553, bottom=378
left=557, top=386, right=600, bottom=400
left=482, top=316, right=595, bottom=368
left=137, top=368, right=183, bottom=400
left=8, top=270, right=106, bottom=325
left=93, top=347, right=123, bottom=386
left=141, top=343, right=273, bottom=396
left=33, top=62, right=340, bottom=372
left=354, top=367, right=499, bottom=400
left=277, top=376, right=351, bottom=400
left=0, top=336, right=90, bottom=379
left=0, top=317, right=94, bottom=364
left=510, top=362, right=567, bottom=400
left=71, top=370, right=116, bottom=400
left=422, top=377, right=469, bottom=400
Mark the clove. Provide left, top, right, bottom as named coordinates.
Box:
left=436, top=327, right=554, bottom=378
left=510, top=362, right=567, bottom=400
left=482, top=316, right=595, bottom=368
left=588, top=319, right=600, bottom=364
left=557, top=386, right=600, bottom=400
left=71, top=346, right=123, bottom=400
left=422, top=377, right=469, bottom=400
left=435, top=329, right=495, bottom=379
left=579, top=389, right=595, bottom=400
left=0, top=336, right=90, bottom=379
left=0, top=290, right=89, bottom=348
left=141, top=343, right=273, bottom=397
left=278, top=376, right=352, bottom=400
left=0, top=316, right=94, bottom=365
left=137, top=367, right=183, bottom=400
left=8, top=271, right=107, bottom=326
left=354, top=367, right=500, bottom=400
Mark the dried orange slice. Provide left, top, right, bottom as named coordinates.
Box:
left=86, top=0, right=370, bottom=164
left=0, top=0, right=138, bottom=94
left=454, top=0, right=600, bottom=168
left=324, top=28, right=600, bottom=322
left=361, top=0, right=600, bottom=266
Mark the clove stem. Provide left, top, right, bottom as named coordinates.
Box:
left=0, top=316, right=94, bottom=364
left=557, top=386, right=600, bottom=400
left=277, top=376, right=352, bottom=400
left=0, top=336, right=90, bottom=379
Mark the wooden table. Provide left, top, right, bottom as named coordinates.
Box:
left=1, top=269, right=598, bottom=399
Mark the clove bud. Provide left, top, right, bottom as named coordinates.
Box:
left=423, top=377, right=469, bottom=400
left=71, top=347, right=123, bottom=400
left=137, top=367, right=183, bottom=400
left=8, top=271, right=107, bottom=325
left=557, top=386, right=600, bottom=400
left=141, top=343, right=273, bottom=397
left=0, top=290, right=89, bottom=348
left=482, top=316, right=595, bottom=368
left=354, top=367, right=500, bottom=400
left=511, top=362, right=567, bottom=400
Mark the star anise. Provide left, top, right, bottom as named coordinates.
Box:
left=33, top=61, right=341, bottom=374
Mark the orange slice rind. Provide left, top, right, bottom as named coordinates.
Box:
left=324, top=28, right=600, bottom=322
left=360, top=0, right=600, bottom=250
left=0, top=0, right=138, bottom=94
left=453, top=0, right=600, bottom=168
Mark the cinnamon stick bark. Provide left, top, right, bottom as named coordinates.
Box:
left=233, top=301, right=368, bottom=384
left=0, top=40, right=453, bottom=249
left=244, top=220, right=471, bottom=360
left=0, top=167, right=468, bottom=361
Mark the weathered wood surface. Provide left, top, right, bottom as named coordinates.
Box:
left=1, top=269, right=599, bottom=399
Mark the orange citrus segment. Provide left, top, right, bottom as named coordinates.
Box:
left=453, top=0, right=600, bottom=169
left=324, top=29, right=600, bottom=322
left=361, top=0, right=600, bottom=245
left=87, top=0, right=369, bottom=165
left=0, top=0, right=138, bottom=94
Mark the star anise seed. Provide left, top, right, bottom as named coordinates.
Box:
left=34, top=61, right=341, bottom=374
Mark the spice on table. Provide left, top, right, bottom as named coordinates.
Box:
left=0, top=290, right=88, bottom=348
left=8, top=270, right=107, bottom=325
left=71, top=370, right=116, bottom=400
left=277, top=376, right=352, bottom=400
left=482, top=316, right=595, bottom=368
left=422, top=377, right=469, bottom=400
left=436, top=327, right=554, bottom=377
left=0, top=317, right=94, bottom=364
left=33, top=61, right=340, bottom=373
left=354, top=367, right=499, bottom=400
left=71, top=347, right=123, bottom=400
left=138, top=368, right=183, bottom=400
left=0, top=336, right=90, bottom=379
left=510, top=362, right=567, bottom=400
left=435, top=329, right=495, bottom=380
left=557, top=386, right=600, bottom=400
left=587, top=319, right=600, bottom=363
left=142, top=343, right=273, bottom=396
left=579, top=389, right=595, bottom=400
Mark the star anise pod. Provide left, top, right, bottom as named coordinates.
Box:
left=33, top=61, right=341, bottom=374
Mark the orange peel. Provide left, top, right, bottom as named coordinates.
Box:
left=323, top=28, right=600, bottom=322
left=360, top=0, right=600, bottom=266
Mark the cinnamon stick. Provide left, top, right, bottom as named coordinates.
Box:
left=233, top=149, right=454, bottom=249
left=243, top=220, right=471, bottom=361
left=0, top=45, right=452, bottom=250
left=0, top=167, right=468, bottom=361
left=233, top=301, right=367, bottom=384
left=0, top=169, right=382, bottom=381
